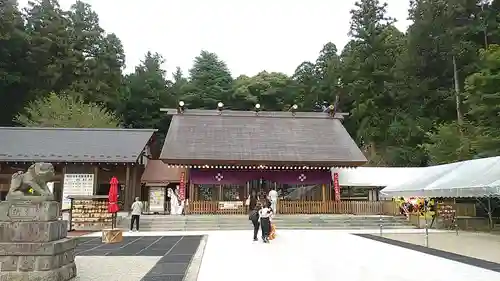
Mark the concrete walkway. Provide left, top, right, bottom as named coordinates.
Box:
left=382, top=232, right=500, bottom=264
left=196, top=230, right=500, bottom=281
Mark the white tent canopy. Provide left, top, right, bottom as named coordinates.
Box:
left=381, top=156, right=500, bottom=198
left=332, top=167, right=427, bottom=187
left=380, top=162, right=461, bottom=198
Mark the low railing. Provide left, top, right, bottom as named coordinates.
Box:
left=188, top=201, right=247, bottom=215
left=187, top=200, right=401, bottom=215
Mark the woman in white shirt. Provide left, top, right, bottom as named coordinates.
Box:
left=258, top=201, right=273, bottom=243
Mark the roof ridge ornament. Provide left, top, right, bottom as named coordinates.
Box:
left=217, top=102, right=224, bottom=115
left=254, top=103, right=261, bottom=115
left=178, top=101, right=185, bottom=114
left=289, top=104, right=298, bottom=116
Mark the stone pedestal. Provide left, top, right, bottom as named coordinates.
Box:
left=0, top=200, right=77, bottom=281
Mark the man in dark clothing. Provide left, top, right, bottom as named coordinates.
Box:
left=249, top=190, right=258, bottom=211
left=249, top=201, right=261, bottom=241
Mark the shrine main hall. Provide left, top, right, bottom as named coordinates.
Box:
left=158, top=103, right=368, bottom=214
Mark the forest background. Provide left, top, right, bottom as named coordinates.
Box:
left=2, top=0, right=500, bottom=166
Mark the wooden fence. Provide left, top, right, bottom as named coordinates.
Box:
left=449, top=203, right=476, bottom=217
left=187, top=200, right=400, bottom=215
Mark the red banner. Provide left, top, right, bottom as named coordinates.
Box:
left=179, top=171, right=186, bottom=200
left=333, top=172, right=340, bottom=201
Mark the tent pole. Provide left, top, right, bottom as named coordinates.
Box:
left=424, top=201, right=429, bottom=247
left=488, top=196, right=493, bottom=230
left=379, top=213, right=383, bottom=236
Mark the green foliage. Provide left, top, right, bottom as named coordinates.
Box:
left=182, top=50, right=233, bottom=108
left=2, top=0, right=500, bottom=167
left=15, top=93, right=120, bottom=128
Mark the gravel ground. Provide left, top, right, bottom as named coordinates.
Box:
left=381, top=232, right=500, bottom=264
left=73, top=256, right=160, bottom=281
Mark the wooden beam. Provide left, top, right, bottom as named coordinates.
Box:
left=93, top=166, right=99, bottom=195
left=131, top=165, right=138, bottom=201
left=124, top=165, right=131, bottom=211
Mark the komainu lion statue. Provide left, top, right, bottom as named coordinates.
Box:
left=7, top=162, right=55, bottom=200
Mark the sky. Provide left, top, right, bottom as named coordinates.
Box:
left=19, top=0, right=411, bottom=78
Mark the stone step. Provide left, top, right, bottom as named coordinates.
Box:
left=139, top=215, right=406, bottom=220
left=120, top=215, right=414, bottom=231
left=136, top=220, right=408, bottom=225
left=141, top=225, right=415, bottom=231
left=137, top=218, right=408, bottom=224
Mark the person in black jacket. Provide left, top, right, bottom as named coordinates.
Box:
left=248, top=190, right=258, bottom=211
left=249, top=201, right=261, bottom=241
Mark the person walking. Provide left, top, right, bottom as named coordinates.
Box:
left=130, top=197, right=143, bottom=232
left=268, top=187, right=278, bottom=214
left=249, top=201, right=261, bottom=241
left=248, top=189, right=258, bottom=211
left=259, top=201, right=273, bottom=243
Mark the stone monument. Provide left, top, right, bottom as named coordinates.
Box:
left=0, top=163, right=77, bottom=280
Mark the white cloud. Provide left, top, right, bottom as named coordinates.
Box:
left=18, top=0, right=411, bottom=78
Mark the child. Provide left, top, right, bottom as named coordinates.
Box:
left=258, top=201, right=273, bottom=243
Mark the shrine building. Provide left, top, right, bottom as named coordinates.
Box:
left=158, top=103, right=368, bottom=214
left=0, top=127, right=156, bottom=210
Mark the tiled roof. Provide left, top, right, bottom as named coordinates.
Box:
left=160, top=110, right=366, bottom=167
left=0, top=127, right=157, bottom=163
left=141, top=160, right=187, bottom=184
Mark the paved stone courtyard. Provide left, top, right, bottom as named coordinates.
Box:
left=74, top=235, right=202, bottom=281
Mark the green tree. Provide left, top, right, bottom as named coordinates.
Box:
left=0, top=0, right=29, bottom=126
left=171, top=66, right=188, bottom=98
left=292, top=61, right=318, bottom=110
left=314, top=42, right=341, bottom=105
left=231, top=71, right=296, bottom=111
left=463, top=44, right=500, bottom=156
left=23, top=0, right=76, bottom=96
left=15, top=92, right=120, bottom=128
left=67, top=1, right=125, bottom=109
left=182, top=50, right=233, bottom=108
left=119, top=52, right=173, bottom=129
left=341, top=0, right=402, bottom=164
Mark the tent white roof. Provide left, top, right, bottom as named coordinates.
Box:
left=332, top=167, right=425, bottom=187
left=381, top=156, right=500, bottom=198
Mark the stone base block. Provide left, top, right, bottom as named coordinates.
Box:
left=0, top=201, right=60, bottom=222
left=1, top=250, right=75, bottom=272
left=0, top=220, right=68, bottom=242
left=0, top=238, right=77, bottom=256
left=0, top=261, right=76, bottom=281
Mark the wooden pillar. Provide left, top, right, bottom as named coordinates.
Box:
left=61, top=166, right=67, bottom=200
left=124, top=164, right=131, bottom=211
left=322, top=184, right=326, bottom=202
left=218, top=185, right=223, bottom=201
left=93, top=165, right=99, bottom=195
left=189, top=183, right=195, bottom=201
left=131, top=165, right=138, bottom=201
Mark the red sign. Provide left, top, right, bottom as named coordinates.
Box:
left=333, top=172, right=340, bottom=201
left=179, top=171, right=186, bottom=200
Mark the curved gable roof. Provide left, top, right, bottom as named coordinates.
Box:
left=160, top=110, right=366, bottom=167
